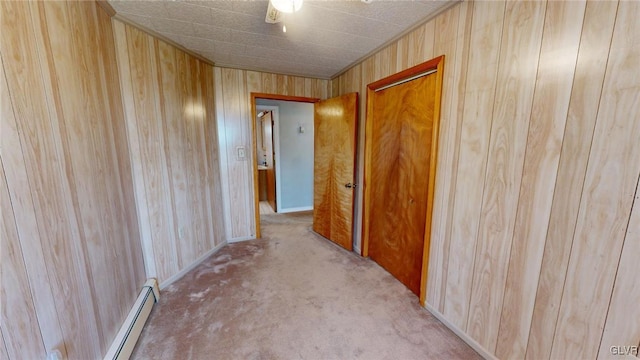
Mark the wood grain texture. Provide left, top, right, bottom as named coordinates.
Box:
left=495, top=1, right=586, bottom=358
left=334, top=1, right=638, bottom=359
left=214, top=67, right=330, bottom=241
left=113, top=20, right=224, bottom=284
left=466, top=1, right=546, bottom=351
left=334, top=65, right=363, bottom=249
left=203, top=65, right=227, bottom=248
left=1, top=52, right=67, bottom=358
left=113, top=20, right=158, bottom=278
left=427, top=0, right=472, bottom=312
left=125, top=24, right=179, bottom=282
left=444, top=0, right=506, bottom=330
left=598, top=175, right=640, bottom=359
left=1, top=1, right=145, bottom=358
left=550, top=1, right=640, bottom=358
left=42, top=2, right=146, bottom=348
left=313, top=93, right=358, bottom=251
left=525, top=2, right=619, bottom=358
left=366, top=73, right=436, bottom=295
left=0, top=159, right=47, bottom=360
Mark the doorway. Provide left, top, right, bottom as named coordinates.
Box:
left=362, top=56, right=444, bottom=305
left=256, top=106, right=278, bottom=215
left=251, top=94, right=319, bottom=238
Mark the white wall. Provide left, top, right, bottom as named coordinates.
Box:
left=256, top=99, right=314, bottom=212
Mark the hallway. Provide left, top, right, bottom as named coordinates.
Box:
left=132, top=212, right=479, bottom=359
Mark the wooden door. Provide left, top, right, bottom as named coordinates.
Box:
left=262, top=112, right=277, bottom=212
left=313, top=93, right=358, bottom=250
left=365, top=72, right=438, bottom=296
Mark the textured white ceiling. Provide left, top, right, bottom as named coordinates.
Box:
left=109, top=0, right=457, bottom=79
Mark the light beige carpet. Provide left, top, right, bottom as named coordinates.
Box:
left=132, top=212, right=480, bottom=359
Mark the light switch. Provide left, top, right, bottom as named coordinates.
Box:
left=237, top=146, right=246, bottom=160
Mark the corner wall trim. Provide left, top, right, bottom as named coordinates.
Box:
left=424, top=304, right=497, bottom=360
left=103, top=279, right=159, bottom=360
left=159, top=241, right=227, bottom=289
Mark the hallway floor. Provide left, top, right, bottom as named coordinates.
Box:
left=132, top=212, right=480, bottom=359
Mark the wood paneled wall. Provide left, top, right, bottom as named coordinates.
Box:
left=113, top=21, right=225, bottom=285
left=0, top=1, right=145, bottom=358
left=214, top=68, right=330, bottom=241
left=332, top=1, right=640, bottom=359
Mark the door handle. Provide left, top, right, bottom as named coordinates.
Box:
left=345, top=183, right=356, bottom=189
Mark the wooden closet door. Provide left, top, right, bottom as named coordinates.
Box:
left=366, top=73, right=437, bottom=295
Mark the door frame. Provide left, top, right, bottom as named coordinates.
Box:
left=361, top=56, right=444, bottom=306
left=251, top=93, right=320, bottom=238
left=256, top=106, right=280, bottom=212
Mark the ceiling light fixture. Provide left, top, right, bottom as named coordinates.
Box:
left=270, top=0, right=303, bottom=13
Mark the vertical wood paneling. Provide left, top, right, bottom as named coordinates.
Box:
left=128, top=26, right=179, bottom=282
left=330, top=78, right=339, bottom=98
left=98, top=9, right=145, bottom=295
left=113, top=20, right=225, bottom=285
left=222, top=68, right=251, bottom=238
left=1, top=53, right=66, bottom=357
left=495, top=1, right=586, bottom=358
left=598, top=175, right=640, bottom=359
left=420, top=21, right=436, bottom=67
left=158, top=42, right=187, bottom=267
left=3, top=2, right=99, bottom=357
left=193, top=59, right=217, bottom=256
left=42, top=1, right=146, bottom=347
left=203, top=65, right=227, bottom=246
left=526, top=2, right=619, bottom=358
left=334, top=1, right=638, bottom=359
left=261, top=72, right=277, bottom=94
left=551, top=1, right=640, bottom=358
left=112, top=20, right=158, bottom=278
left=100, top=1, right=146, bottom=305
left=0, top=159, right=46, bottom=360
left=185, top=54, right=204, bottom=260
left=444, top=0, right=506, bottom=330
left=214, top=66, right=234, bottom=241
left=427, top=0, right=471, bottom=311
left=1, top=2, right=145, bottom=358
left=467, top=1, right=546, bottom=350
left=214, top=67, right=330, bottom=241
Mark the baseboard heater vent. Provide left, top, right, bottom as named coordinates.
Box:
left=104, top=279, right=159, bottom=360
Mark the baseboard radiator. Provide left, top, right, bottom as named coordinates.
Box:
left=104, top=279, right=159, bottom=360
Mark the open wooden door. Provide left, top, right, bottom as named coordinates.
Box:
left=313, top=93, right=358, bottom=251
left=262, top=111, right=277, bottom=212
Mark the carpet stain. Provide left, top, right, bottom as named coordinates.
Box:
left=132, top=212, right=481, bottom=360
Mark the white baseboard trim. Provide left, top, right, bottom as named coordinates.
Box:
left=424, top=303, right=497, bottom=360
left=104, top=279, right=159, bottom=360
left=278, top=206, right=313, bottom=214
left=159, top=241, right=226, bottom=289
left=227, top=235, right=256, bottom=243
